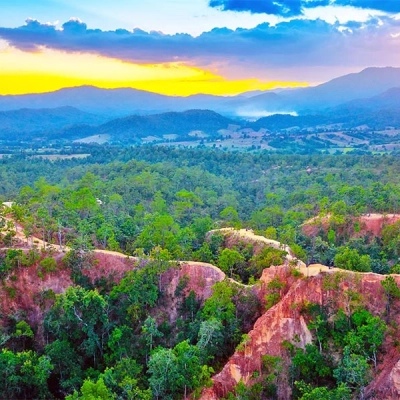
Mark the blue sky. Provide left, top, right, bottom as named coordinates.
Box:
left=0, top=0, right=399, bottom=95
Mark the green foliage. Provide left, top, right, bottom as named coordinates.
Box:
left=38, top=257, right=57, bottom=276
left=0, top=349, right=53, bottom=399
left=265, top=277, right=285, bottom=310
left=101, top=358, right=151, bottom=400
left=148, top=341, right=206, bottom=400
left=248, top=246, right=287, bottom=278
left=334, top=247, right=372, bottom=272
left=197, top=318, right=224, bottom=362
left=381, top=276, right=400, bottom=319
left=44, top=286, right=110, bottom=366
left=218, top=248, right=245, bottom=278
left=110, top=264, right=159, bottom=324
left=333, top=347, right=371, bottom=392
left=45, top=339, right=84, bottom=395
left=296, top=381, right=351, bottom=400
left=2, top=148, right=400, bottom=399
left=291, top=344, right=332, bottom=384
left=66, top=377, right=116, bottom=400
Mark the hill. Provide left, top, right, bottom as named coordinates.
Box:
left=0, top=106, right=107, bottom=138
left=95, top=109, right=235, bottom=141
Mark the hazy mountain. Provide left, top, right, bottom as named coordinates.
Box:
left=335, top=87, right=400, bottom=112
left=1, top=67, right=400, bottom=119
left=0, top=87, right=176, bottom=116
left=282, top=67, right=400, bottom=111
left=0, top=106, right=107, bottom=137
left=94, top=109, right=235, bottom=142
left=0, top=87, right=238, bottom=117
left=242, top=67, right=400, bottom=114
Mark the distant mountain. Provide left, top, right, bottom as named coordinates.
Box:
left=335, top=87, right=400, bottom=112
left=0, top=106, right=108, bottom=138
left=0, top=87, right=176, bottom=117
left=248, top=67, right=400, bottom=113
left=94, top=109, right=235, bottom=142
left=1, top=67, right=400, bottom=119
left=0, top=86, right=239, bottom=117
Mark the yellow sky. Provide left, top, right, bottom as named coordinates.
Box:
left=0, top=46, right=308, bottom=96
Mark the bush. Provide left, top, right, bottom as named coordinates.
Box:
left=38, top=257, right=57, bottom=277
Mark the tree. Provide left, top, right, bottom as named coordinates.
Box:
left=333, top=347, right=371, bottom=396
left=218, top=248, right=245, bottom=278
left=381, top=276, right=400, bottom=321
left=201, top=281, right=239, bottom=357
left=220, top=206, right=241, bottom=228
left=296, top=381, right=351, bottom=400
left=291, top=344, right=332, bottom=385
left=334, top=247, right=371, bottom=272
left=174, top=340, right=203, bottom=399
left=44, top=286, right=110, bottom=366
left=45, top=339, right=84, bottom=396
left=196, top=318, right=224, bottom=362
left=346, top=310, right=386, bottom=371
left=141, top=316, right=163, bottom=362
left=110, top=266, right=159, bottom=325
left=13, top=320, right=34, bottom=351
left=148, top=347, right=179, bottom=400
left=66, top=377, right=116, bottom=400
left=134, top=214, right=179, bottom=253
left=106, top=325, right=135, bottom=363
left=0, top=349, right=53, bottom=399
left=265, top=277, right=285, bottom=310
left=101, top=358, right=151, bottom=400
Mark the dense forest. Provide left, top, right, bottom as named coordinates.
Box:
left=0, top=146, right=400, bottom=399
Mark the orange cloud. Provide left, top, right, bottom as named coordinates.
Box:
left=0, top=46, right=308, bottom=96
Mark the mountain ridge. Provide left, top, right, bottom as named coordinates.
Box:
left=1, top=67, right=400, bottom=117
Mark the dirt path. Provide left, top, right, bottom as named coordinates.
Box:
left=3, top=218, right=132, bottom=259
left=2, top=219, right=335, bottom=280
left=211, top=228, right=306, bottom=268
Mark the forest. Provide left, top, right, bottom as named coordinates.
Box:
left=0, top=146, right=400, bottom=399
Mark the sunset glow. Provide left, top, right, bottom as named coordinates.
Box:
left=0, top=47, right=308, bottom=96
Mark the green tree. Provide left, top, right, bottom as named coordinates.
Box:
left=218, top=248, right=245, bottom=278
left=296, top=381, right=351, bottom=400
left=381, top=276, right=400, bottom=320
left=142, top=316, right=164, bottom=361
left=333, top=347, right=371, bottom=395
left=44, top=286, right=110, bottom=366
left=334, top=247, right=372, bottom=272
left=148, top=347, right=179, bottom=400
left=196, top=318, right=224, bottom=362
left=0, top=349, right=53, bottom=399
left=45, top=339, right=84, bottom=396
left=66, top=377, right=116, bottom=400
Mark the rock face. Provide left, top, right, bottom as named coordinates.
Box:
left=389, top=360, right=400, bottom=398
left=200, top=268, right=400, bottom=400
left=302, top=213, right=400, bottom=238
left=0, top=252, right=227, bottom=343
left=159, top=262, right=226, bottom=325
left=359, top=214, right=400, bottom=236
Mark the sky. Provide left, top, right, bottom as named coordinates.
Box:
left=0, top=0, right=400, bottom=96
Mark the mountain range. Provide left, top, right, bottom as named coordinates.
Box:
left=1, top=67, right=400, bottom=141
left=1, top=67, right=400, bottom=117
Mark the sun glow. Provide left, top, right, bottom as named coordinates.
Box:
left=0, top=46, right=308, bottom=96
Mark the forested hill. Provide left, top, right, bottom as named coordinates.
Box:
left=95, top=109, right=235, bottom=141
left=0, top=109, right=236, bottom=141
